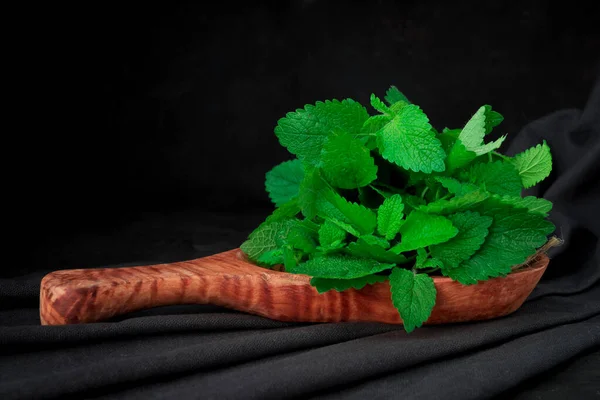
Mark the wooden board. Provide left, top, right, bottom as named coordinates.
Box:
left=40, top=249, right=549, bottom=326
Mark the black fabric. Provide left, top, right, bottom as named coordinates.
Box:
left=3, top=85, right=600, bottom=399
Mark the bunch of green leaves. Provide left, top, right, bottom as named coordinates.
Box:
left=241, top=86, right=555, bottom=333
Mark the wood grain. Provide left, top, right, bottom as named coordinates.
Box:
left=40, top=249, right=549, bottom=326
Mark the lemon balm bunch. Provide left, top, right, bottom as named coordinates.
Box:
left=241, top=87, right=554, bottom=333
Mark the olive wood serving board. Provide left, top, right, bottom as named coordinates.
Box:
left=40, top=249, right=549, bottom=326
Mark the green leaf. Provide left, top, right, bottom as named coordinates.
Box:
left=445, top=139, right=477, bottom=173
left=311, top=275, right=388, bottom=294
left=442, top=127, right=462, bottom=135
left=442, top=197, right=555, bottom=284
left=438, top=128, right=461, bottom=149
left=385, top=86, right=410, bottom=105
left=297, top=168, right=327, bottom=219
left=359, top=234, right=391, bottom=249
left=423, top=258, right=443, bottom=269
left=362, top=115, right=392, bottom=133
left=377, top=104, right=446, bottom=173
left=376, top=194, right=405, bottom=240
left=347, top=239, right=408, bottom=264
left=483, top=105, right=504, bottom=134
left=494, top=194, right=553, bottom=216
left=298, top=218, right=320, bottom=234
left=320, top=187, right=377, bottom=235
left=315, top=192, right=351, bottom=224
left=288, top=254, right=394, bottom=279
left=241, top=219, right=297, bottom=261
left=430, top=211, right=493, bottom=268
left=283, top=245, right=298, bottom=270
left=285, top=223, right=318, bottom=253
left=415, top=248, right=428, bottom=269
left=389, top=268, right=436, bottom=333
left=256, top=249, right=283, bottom=267
left=260, top=199, right=301, bottom=228
left=390, top=211, right=458, bottom=253
left=321, top=131, right=378, bottom=189
left=315, top=244, right=345, bottom=255
left=370, top=94, right=391, bottom=115
left=274, top=99, right=369, bottom=164
left=456, top=106, right=506, bottom=156
left=458, top=106, right=486, bottom=153
left=389, top=101, right=409, bottom=114
left=318, top=219, right=347, bottom=249
left=418, top=189, right=489, bottom=214
left=511, top=141, right=553, bottom=188
left=323, top=218, right=360, bottom=237
left=415, top=248, right=444, bottom=270
left=469, top=161, right=522, bottom=196
left=434, top=176, right=478, bottom=196
left=475, top=135, right=507, bottom=156
left=265, top=159, right=304, bottom=207
left=360, top=115, right=392, bottom=150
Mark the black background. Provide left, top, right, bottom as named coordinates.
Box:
left=4, top=1, right=600, bottom=399
left=23, top=1, right=599, bottom=273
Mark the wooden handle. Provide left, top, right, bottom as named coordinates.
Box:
left=40, top=249, right=549, bottom=326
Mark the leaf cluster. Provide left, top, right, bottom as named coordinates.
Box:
left=241, top=87, right=555, bottom=333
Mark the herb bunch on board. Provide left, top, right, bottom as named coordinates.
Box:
left=241, top=86, right=555, bottom=333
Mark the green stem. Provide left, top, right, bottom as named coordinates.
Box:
left=421, top=186, right=429, bottom=199
left=369, top=184, right=389, bottom=199
left=492, top=151, right=510, bottom=161
left=373, top=182, right=405, bottom=194
left=354, top=133, right=378, bottom=137
left=320, top=175, right=337, bottom=191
